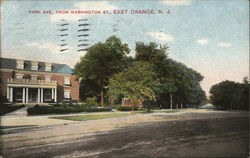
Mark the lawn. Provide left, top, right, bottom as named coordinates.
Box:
left=50, top=112, right=133, bottom=121
left=152, top=109, right=180, bottom=113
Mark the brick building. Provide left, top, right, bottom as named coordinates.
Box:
left=0, top=58, right=79, bottom=103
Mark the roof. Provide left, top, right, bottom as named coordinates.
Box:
left=0, top=58, right=73, bottom=74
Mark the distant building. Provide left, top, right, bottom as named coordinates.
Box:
left=0, top=58, right=79, bottom=103
left=121, top=98, right=143, bottom=107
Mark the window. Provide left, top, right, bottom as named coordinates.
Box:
left=31, top=61, right=38, bottom=71
left=64, top=90, right=70, bottom=99
left=45, top=63, right=52, bottom=71
left=16, top=59, right=24, bottom=69
left=31, top=75, right=38, bottom=80
left=64, top=77, right=70, bottom=86
left=16, top=73, right=23, bottom=80
left=45, top=76, right=51, bottom=81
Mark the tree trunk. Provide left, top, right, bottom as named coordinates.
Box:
left=170, top=93, right=173, bottom=109
left=109, top=97, right=113, bottom=107
left=176, top=104, right=178, bottom=109
left=100, top=91, right=104, bottom=107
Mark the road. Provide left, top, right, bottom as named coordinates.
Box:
left=1, top=109, right=249, bottom=157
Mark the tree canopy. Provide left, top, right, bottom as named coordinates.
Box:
left=134, top=42, right=206, bottom=108
left=74, top=36, right=131, bottom=104
left=109, top=61, right=160, bottom=110
left=74, top=36, right=207, bottom=108
left=209, top=78, right=249, bottom=110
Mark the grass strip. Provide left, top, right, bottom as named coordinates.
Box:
left=50, top=112, right=132, bottom=121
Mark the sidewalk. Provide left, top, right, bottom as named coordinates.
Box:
left=1, top=105, right=248, bottom=127
left=1, top=107, right=75, bottom=127
left=1, top=107, right=125, bottom=127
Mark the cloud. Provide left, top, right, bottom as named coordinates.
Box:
left=147, top=32, right=174, bottom=41
left=161, top=0, right=193, bottom=6
left=218, top=42, right=231, bottom=48
left=196, top=39, right=208, bottom=45
left=50, top=1, right=117, bottom=22
left=26, top=42, right=60, bottom=53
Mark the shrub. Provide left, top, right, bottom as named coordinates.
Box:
left=116, top=106, right=138, bottom=111
left=0, top=104, right=25, bottom=116
left=112, top=104, right=120, bottom=109
left=84, top=106, right=112, bottom=112
left=84, top=97, right=98, bottom=106
left=27, top=104, right=112, bottom=115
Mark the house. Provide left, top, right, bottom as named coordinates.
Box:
left=121, top=98, right=143, bottom=107
left=0, top=58, right=79, bottom=103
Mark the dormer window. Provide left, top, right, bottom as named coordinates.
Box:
left=16, top=59, right=24, bottom=69
left=16, top=73, right=23, bottom=80
left=45, top=63, right=52, bottom=72
left=31, top=75, right=38, bottom=80
left=31, top=61, right=38, bottom=71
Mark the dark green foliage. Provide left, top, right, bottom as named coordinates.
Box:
left=164, top=59, right=206, bottom=107
left=0, top=94, right=8, bottom=104
left=27, top=104, right=112, bottom=115
left=135, top=42, right=168, bottom=76
left=143, top=100, right=156, bottom=112
left=135, top=42, right=206, bottom=108
left=210, top=78, right=249, bottom=110
left=74, top=37, right=206, bottom=108
left=74, top=36, right=131, bottom=103
left=0, top=104, right=25, bottom=116
left=84, top=97, right=98, bottom=106
left=79, top=79, right=101, bottom=101
left=116, top=106, right=138, bottom=111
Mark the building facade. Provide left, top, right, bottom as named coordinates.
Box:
left=0, top=58, right=79, bottom=103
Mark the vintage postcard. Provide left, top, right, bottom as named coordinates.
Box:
left=0, top=0, right=249, bottom=157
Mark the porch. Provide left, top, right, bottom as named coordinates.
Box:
left=7, top=79, right=57, bottom=103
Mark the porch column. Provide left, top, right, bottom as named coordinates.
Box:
left=54, top=88, right=57, bottom=102
left=9, top=87, right=13, bottom=102
left=52, top=88, right=54, bottom=100
left=7, top=87, right=9, bottom=100
left=41, top=88, right=43, bottom=103
left=37, top=88, right=40, bottom=103
left=22, top=88, right=25, bottom=103
left=26, top=88, right=29, bottom=103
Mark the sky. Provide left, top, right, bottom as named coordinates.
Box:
left=1, top=0, right=249, bottom=95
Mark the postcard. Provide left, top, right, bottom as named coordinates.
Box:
left=0, top=0, right=249, bottom=157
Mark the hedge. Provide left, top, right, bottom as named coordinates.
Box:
left=27, top=104, right=112, bottom=115
left=0, top=104, right=25, bottom=116
left=115, top=106, right=138, bottom=111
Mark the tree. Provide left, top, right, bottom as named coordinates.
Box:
left=109, top=61, right=160, bottom=111
left=135, top=42, right=169, bottom=76
left=241, top=77, right=249, bottom=110
left=74, top=36, right=130, bottom=106
left=164, top=59, right=206, bottom=108
left=209, top=79, right=249, bottom=110
left=135, top=42, right=206, bottom=108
